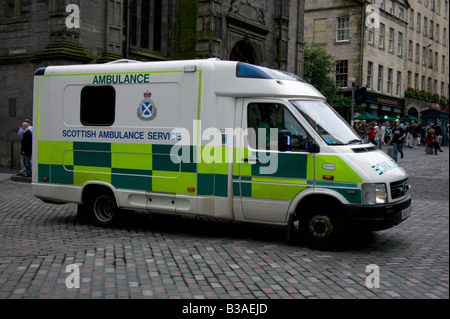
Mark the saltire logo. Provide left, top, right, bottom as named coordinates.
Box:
left=137, top=91, right=157, bottom=121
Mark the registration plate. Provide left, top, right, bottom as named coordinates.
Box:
left=402, top=206, right=411, bottom=219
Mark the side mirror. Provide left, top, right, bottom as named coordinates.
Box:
left=306, top=140, right=320, bottom=153
left=278, top=129, right=291, bottom=152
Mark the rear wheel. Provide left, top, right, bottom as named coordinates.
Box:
left=87, top=191, right=122, bottom=227
left=299, top=203, right=346, bottom=250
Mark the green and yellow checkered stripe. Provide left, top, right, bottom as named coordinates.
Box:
left=38, top=141, right=363, bottom=204
left=38, top=141, right=213, bottom=196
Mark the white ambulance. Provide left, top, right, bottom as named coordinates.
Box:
left=32, top=58, right=411, bottom=250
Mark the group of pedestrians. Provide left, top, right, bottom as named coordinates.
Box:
left=354, top=118, right=445, bottom=162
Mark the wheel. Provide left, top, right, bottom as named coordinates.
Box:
left=299, top=203, right=346, bottom=250
left=87, top=191, right=122, bottom=227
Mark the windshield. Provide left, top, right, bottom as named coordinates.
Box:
left=290, top=100, right=361, bottom=145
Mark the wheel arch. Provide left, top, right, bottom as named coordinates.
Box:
left=81, top=182, right=119, bottom=206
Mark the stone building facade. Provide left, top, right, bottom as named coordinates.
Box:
left=305, top=0, right=449, bottom=122
left=0, top=0, right=305, bottom=169
left=405, top=0, right=449, bottom=118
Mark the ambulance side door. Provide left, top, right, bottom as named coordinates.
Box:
left=235, top=99, right=314, bottom=224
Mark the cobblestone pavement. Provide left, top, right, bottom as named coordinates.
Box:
left=0, top=146, right=448, bottom=302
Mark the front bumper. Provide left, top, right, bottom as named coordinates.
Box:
left=345, top=194, right=411, bottom=231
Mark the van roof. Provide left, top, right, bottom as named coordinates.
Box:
left=35, top=59, right=324, bottom=100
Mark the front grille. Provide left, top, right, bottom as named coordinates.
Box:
left=390, top=178, right=409, bottom=199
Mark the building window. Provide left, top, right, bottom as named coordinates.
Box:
left=422, top=46, right=427, bottom=65
left=396, top=71, right=402, bottom=96
left=380, top=0, right=385, bottom=10
left=387, top=68, right=393, bottom=94
left=335, top=60, right=348, bottom=87
left=421, top=76, right=425, bottom=91
left=379, top=23, right=385, bottom=48
left=436, top=24, right=440, bottom=43
left=414, top=73, right=419, bottom=90
left=417, top=13, right=421, bottom=34
left=443, top=28, right=447, bottom=44
left=407, top=71, right=412, bottom=88
left=424, top=17, right=427, bottom=36
left=368, top=27, right=374, bottom=44
left=378, top=65, right=384, bottom=92
left=429, top=21, right=434, bottom=39
left=435, top=52, right=438, bottom=70
left=410, top=9, right=414, bottom=29
left=390, top=0, right=395, bottom=15
left=428, top=49, right=433, bottom=68
left=415, top=43, right=420, bottom=62
left=442, top=55, right=446, bottom=73
left=398, top=32, right=403, bottom=56
left=399, top=7, right=404, bottom=20
left=313, top=19, right=327, bottom=44
left=408, top=40, right=413, bottom=59
left=130, top=0, right=163, bottom=52
left=367, top=61, right=374, bottom=89
left=388, top=28, right=395, bottom=52
left=3, top=0, right=30, bottom=18
left=336, top=17, right=350, bottom=42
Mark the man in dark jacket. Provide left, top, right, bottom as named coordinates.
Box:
left=20, top=122, right=32, bottom=177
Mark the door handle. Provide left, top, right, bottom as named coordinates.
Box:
left=241, top=157, right=259, bottom=163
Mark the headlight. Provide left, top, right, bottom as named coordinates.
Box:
left=362, top=183, right=387, bottom=204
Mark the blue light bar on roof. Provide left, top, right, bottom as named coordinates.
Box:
left=236, top=63, right=271, bottom=79
left=236, top=62, right=306, bottom=82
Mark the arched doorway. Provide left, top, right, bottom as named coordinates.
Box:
left=229, top=40, right=258, bottom=64
left=407, top=107, right=419, bottom=118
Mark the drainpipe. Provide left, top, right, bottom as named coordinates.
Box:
left=125, top=0, right=130, bottom=59
left=360, top=1, right=365, bottom=87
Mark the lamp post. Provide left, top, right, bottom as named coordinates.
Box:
left=349, top=77, right=356, bottom=126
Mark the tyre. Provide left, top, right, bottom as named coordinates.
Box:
left=87, top=191, right=122, bottom=227
left=299, top=203, right=346, bottom=250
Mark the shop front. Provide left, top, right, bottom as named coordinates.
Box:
left=358, top=91, right=405, bottom=121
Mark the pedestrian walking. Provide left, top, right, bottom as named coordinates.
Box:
left=375, top=121, right=385, bottom=149
left=20, top=122, right=32, bottom=177
left=435, top=121, right=443, bottom=146
left=17, top=119, right=33, bottom=176
left=391, top=119, right=406, bottom=161
left=426, top=129, right=444, bottom=155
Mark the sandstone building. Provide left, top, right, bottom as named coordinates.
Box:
left=305, top=0, right=448, bottom=124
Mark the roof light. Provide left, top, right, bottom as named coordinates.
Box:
left=184, top=65, right=197, bottom=73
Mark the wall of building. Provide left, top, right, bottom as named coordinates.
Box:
left=406, top=0, right=449, bottom=100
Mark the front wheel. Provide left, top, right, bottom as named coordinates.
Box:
left=299, top=204, right=346, bottom=250
left=87, top=191, right=122, bottom=227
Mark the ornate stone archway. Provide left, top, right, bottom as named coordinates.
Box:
left=229, top=39, right=259, bottom=64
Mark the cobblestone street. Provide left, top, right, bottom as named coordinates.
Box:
left=0, top=146, right=448, bottom=302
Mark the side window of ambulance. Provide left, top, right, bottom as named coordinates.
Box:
left=247, top=103, right=309, bottom=151
left=80, top=86, right=116, bottom=126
